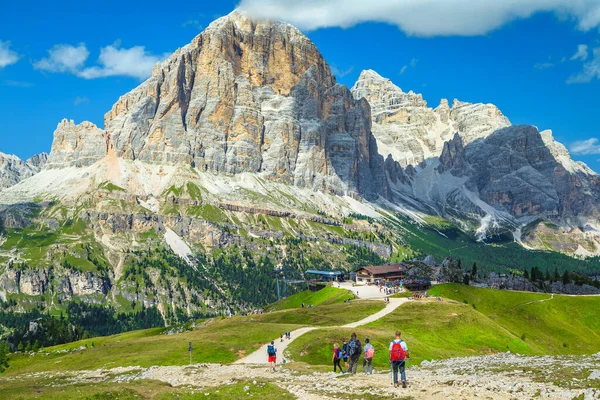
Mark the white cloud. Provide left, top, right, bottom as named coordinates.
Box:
left=0, top=40, right=20, bottom=68
left=570, top=138, right=600, bottom=155
left=34, top=42, right=169, bottom=80
left=399, top=57, right=418, bottom=74
left=238, top=0, right=600, bottom=36
left=567, top=47, right=600, bottom=83
left=571, top=44, right=589, bottom=61
left=74, top=96, right=89, bottom=106
left=34, top=43, right=89, bottom=73
left=78, top=44, right=169, bottom=80
left=330, top=65, right=354, bottom=77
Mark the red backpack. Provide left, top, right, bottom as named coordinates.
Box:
left=390, top=340, right=406, bottom=362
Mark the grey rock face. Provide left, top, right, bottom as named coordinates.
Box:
left=351, top=69, right=510, bottom=167
left=0, top=152, right=39, bottom=189
left=437, top=125, right=600, bottom=221
left=46, top=119, right=109, bottom=169
left=41, top=12, right=386, bottom=199
left=26, top=152, right=48, bottom=169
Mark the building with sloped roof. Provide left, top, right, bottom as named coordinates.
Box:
left=355, top=264, right=408, bottom=283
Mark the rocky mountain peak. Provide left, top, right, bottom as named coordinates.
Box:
left=26, top=152, right=48, bottom=170
left=351, top=69, right=427, bottom=118
left=0, top=152, right=41, bottom=189
left=44, top=11, right=385, bottom=199
left=351, top=70, right=511, bottom=167
left=46, top=119, right=109, bottom=169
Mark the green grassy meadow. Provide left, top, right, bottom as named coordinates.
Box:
left=266, top=287, right=354, bottom=311
left=2, top=289, right=380, bottom=376
left=285, top=284, right=600, bottom=369
left=2, top=283, right=600, bottom=398
left=0, top=377, right=295, bottom=400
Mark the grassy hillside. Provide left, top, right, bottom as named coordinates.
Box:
left=253, top=300, right=384, bottom=326
left=286, top=284, right=600, bottom=368
left=387, top=214, right=600, bottom=275
left=429, top=284, right=600, bottom=354
left=266, top=287, right=354, bottom=311
left=3, top=288, right=377, bottom=376
left=0, top=377, right=295, bottom=400
left=4, top=318, right=299, bottom=375
left=4, top=284, right=600, bottom=381
left=286, top=301, right=530, bottom=368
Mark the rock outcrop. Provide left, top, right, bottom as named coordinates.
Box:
left=46, top=119, right=110, bottom=169
left=26, top=152, right=48, bottom=169
left=436, top=125, right=600, bottom=223
left=350, top=69, right=510, bottom=167
left=0, top=152, right=40, bottom=189
left=97, top=11, right=385, bottom=198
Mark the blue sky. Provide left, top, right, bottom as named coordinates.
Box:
left=1, top=0, right=600, bottom=171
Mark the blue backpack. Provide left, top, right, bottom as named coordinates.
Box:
left=267, top=344, right=276, bottom=356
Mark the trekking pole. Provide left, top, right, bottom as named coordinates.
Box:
left=389, top=361, right=393, bottom=386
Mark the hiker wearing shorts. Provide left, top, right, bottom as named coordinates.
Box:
left=347, top=333, right=362, bottom=374
left=267, top=340, right=277, bottom=372
left=389, top=331, right=409, bottom=388
left=341, top=339, right=349, bottom=372
left=332, top=343, right=344, bottom=373
left=363, top=338, right=374, bottom=374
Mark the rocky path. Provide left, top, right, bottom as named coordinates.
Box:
left=342, top=298, right=406, bottom=328
left=19, top=353, right=600, bottom=399
left=236, top=288, right=407, bottom=365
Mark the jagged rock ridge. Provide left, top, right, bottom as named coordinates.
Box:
left=350, top=69, right=510, bottom=167
left=0, top=152, right=48, bottom=190
left=46, top=12, right=386, bottom=199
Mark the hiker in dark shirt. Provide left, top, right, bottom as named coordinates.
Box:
left=347, top=332, right=362, bottom=374
left=341, top=339, right=349, bottom=372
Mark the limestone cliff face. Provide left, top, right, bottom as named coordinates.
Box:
left=46, top=119, right=109, bottom=169
left=437, top=125, right=600, bottom=222
left=351, top=70, right=510, bottom=167
left=0, top=153, right=41, bottom=189
left=97, top=12, right=385, bottom=198
left=26, top=152, right=48, bottom=169
left=37, top=12, right=385, bottom=198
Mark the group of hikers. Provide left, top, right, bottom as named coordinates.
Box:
left=267, top=331, right=410, bottom=388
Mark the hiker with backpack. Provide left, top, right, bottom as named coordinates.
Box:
left=347, top=333, right=362, bottom=374
left=332, top=343, right=345, bottom=373
left=363, top=338, right=374, bottom=375
left=389, top=331, right=409, bottom=388
left=341, top=339, right=349, bottom=372
left=267, top=340, right=277, bottom=372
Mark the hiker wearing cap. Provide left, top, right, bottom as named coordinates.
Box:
left=389, top=331, right=409, bottom=388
